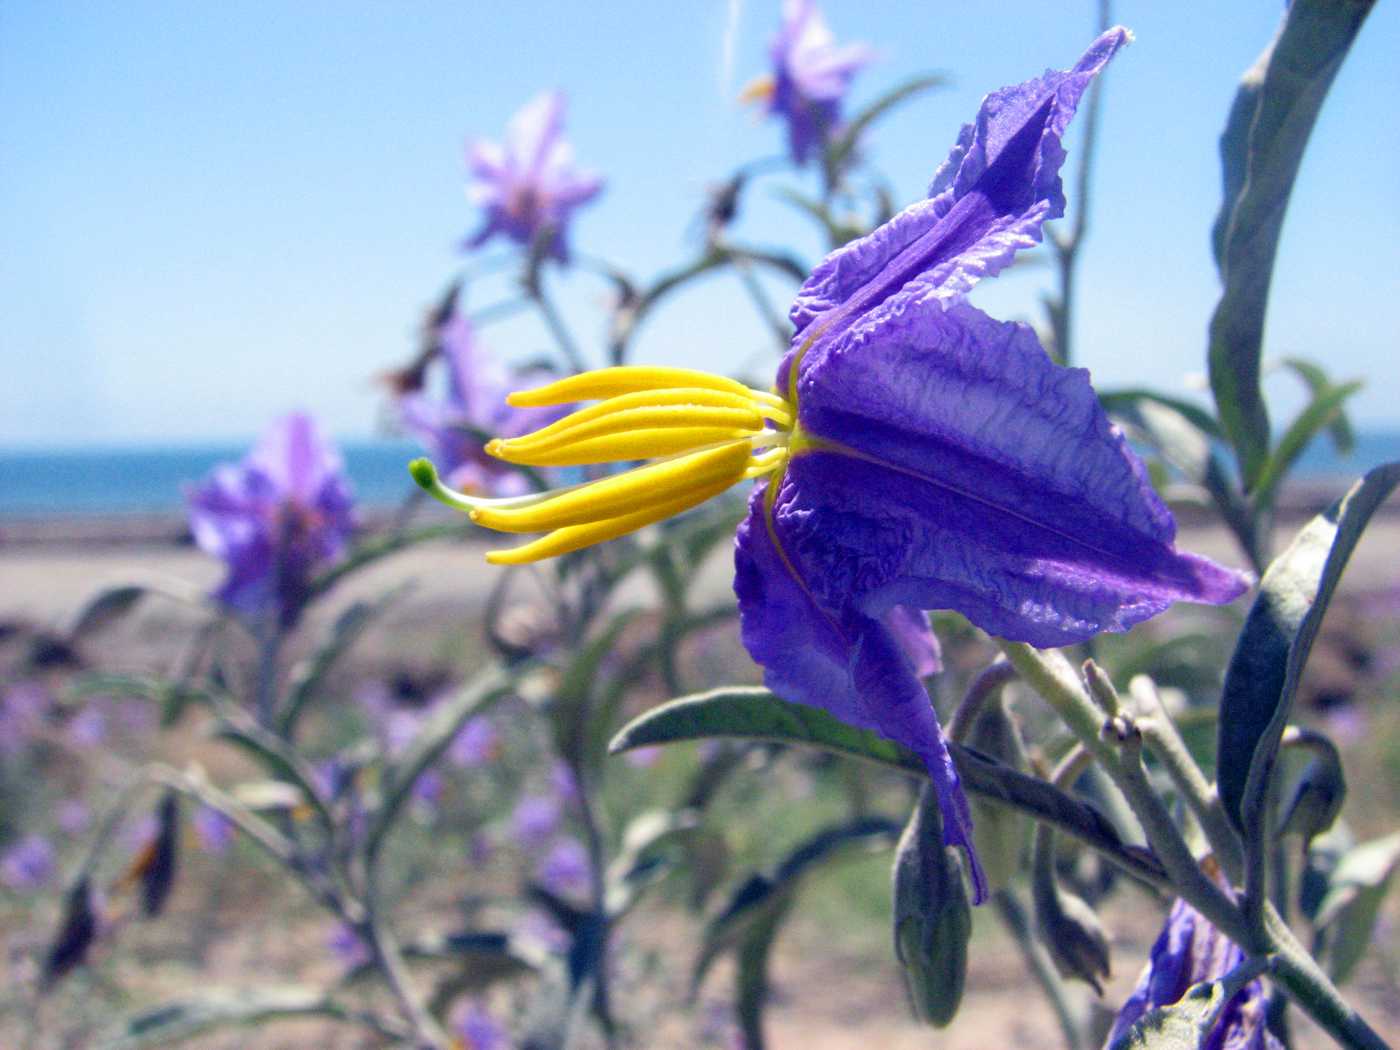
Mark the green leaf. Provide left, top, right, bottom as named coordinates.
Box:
left=212, top=713, right=336, bottom=834
left=102, top=987, right=385, bottom=1048
left=1251, top=379, right=1363, bottom=511
left=68, top=585, right=147, bottom=638
left=1218, top=464, right=1400, bottom=833
left=1282, top=357, right=1357, bottom=454
left=1099, top=390, right=1223, bottom=441
left=1106, top=962, right=1265, bottom=1050
left=612, top=689, right=1165, bottom=886
left=734, top=895, right=792, bottom=1050
left=1207, top=0, right=1377, bottom=488
left=551, top=610, right=640, bottom=772
left=604, top=809, right=702, bottom=916
left=824, top=73, right=949, bottom=178
left=278, top=585, right=408, bottom=738
left=1313, top=831, right=1400, bottom=985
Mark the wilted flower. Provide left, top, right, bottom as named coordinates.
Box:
left=742, top=0, right=874, bottom=165
left=451, top=1000, right=508, bottom=1050
left=413, top=29, right=1246, bottom=903
left=1106, top=893, right=1280, bottom=1049
left=188, top=413, right=355, bottom=627
left=464, top=91, right=603, bottom=263
left=2, top=835, right=56, bottom=891
left=193, top=806, right=235, bottom=855
left=449, top=715, right=501, bottom=768
left=399, top=310, right=566, bottom=496
left=537, top=836, right=591, bottom=896
left=511, top=794, right=561, bottom=850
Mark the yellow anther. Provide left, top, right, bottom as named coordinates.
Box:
left=489, top=426, right=763, bottom=467
left=499, top=387, right=761, bottom=450
left=473, top=441, right=753, bottom=534
left=485, top=471, right=745, bottom=566
left=505, top=366, right=753, bottom=408
left=492, top=404, right=765, bottom=462
left=738, top=73, right=777, bottom=105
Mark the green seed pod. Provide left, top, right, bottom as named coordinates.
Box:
left=892, top=785, right=972, bottom=1027
left=965, top=694, right=1030, bottom=892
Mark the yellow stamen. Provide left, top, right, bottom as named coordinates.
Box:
left=498, top=387, right=767, bottom=450
left=505, top=366, right=753, bottom=408
left=738, top=73, right=777, bottom=105
left=492, top=426, right=764, bottom=467
left=472, top=441, right=753, bottom=533
left=491, top=404, right=766, bottom=461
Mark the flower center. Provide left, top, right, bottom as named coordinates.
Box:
left=410, top=366, right=793, bottom=565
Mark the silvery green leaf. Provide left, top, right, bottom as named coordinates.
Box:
left=67, top=585, right=147, bottom=638
left=1282, top=357, right=1357, bottom=454
left=101, top=987, right=382, bottom=1048
left=1218, top=464, right=1400, bottom=833
left=1207, top=0, right=1377, bottom=488
left=1313, top=831, right=1400, bottom=985
left=1252, top=379, right=1363, bottom=512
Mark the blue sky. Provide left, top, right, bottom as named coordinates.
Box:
left=2, top=1, right=1396, bottom=447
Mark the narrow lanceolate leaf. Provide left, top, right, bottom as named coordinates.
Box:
left=1312, top=831, right=1400, bottom=986
left=824, top=73, right=949, bottom=180
left=102, top=987, right=381, bottom=1049
left=67, top=585, right=147, bottom=639
left=612, top=689, right=1165, bottom=886
left=1282, top=357, right=1357, bottom=454
left=1207, top=0, right=1376, bottom=488
left=1106, top=963, right=1265, bottom=1050
left=1218, top=464, right=1400, bottom=832
left=1251, top=379, right=1363, bottom=512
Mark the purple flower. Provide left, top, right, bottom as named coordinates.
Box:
left=451, top=1001, right=507, bottom=1050
left=449, top=715, right=501, bottom=768
left=188, top=413, right=355, bottom=627
left=464, top=91, right=603, bottom=263
left=414, top=30, right=1246, bottom=905
left=743, top=0, right=874, bottom=165
left=549, top=760, right=579, bottom=804
left=412, top=769, right=444, bottom=811
left=56, top=799, right=91, bottom=835
left=66, top=705, right=107, bottom=748
left=537, top=837, right=591, bottom=896
left=193, top=806, right=235, bottom=855
left=2, top=835, right=56, bottom=891
left=1107, top=895, right=1280, bottom=1049
left=327, top=921, right=370, bottom=969
left=0, top=681, right=50, bottom=754
left=511, top=794, right=561, bottom=851
left=400, top=311, right=565, bottom=496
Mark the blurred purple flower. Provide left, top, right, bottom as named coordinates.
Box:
left=467, top=829, right=497, bottom=869
left=327, top=922, right=370, bottom=969
left=56, top=799, right=91, bottom=836
left=400, top=311, right=566, bottom=496
left=187, top=413, right=356, bottom=628
left=413, top=769, right=444, bottom=812
left=449, top=715, right=501, bottom=768
left=66, top=705, right=107, bottom=748
left=514, top=908, right=569, bottom=955
left=549, top=760, right=579, bottom=804
left=1107, top=894, right=1280, bottom=1049
left=193, top=806, right=236, bottom=855
left=624, top=745, right=662, bottom=769
left=0, top=681, right=50, bottom=755
left=510, top=794, right=561, bottom=851
left=537, top=837, right=590, bottom=896
left=2, top=835, right=56, bottom=891
left=743, top=0, right=873, bottom=165
left=451, top=1001, right=508, bottom=1050
left=382, top=708, right=423, bottom=756
left=464, top=91, right=603, bottom=263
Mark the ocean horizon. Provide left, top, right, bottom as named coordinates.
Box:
left=1, top=431, right=1398, bottom=519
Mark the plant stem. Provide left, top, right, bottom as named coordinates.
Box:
left=527, top=270, right=588, bottom=374
left=994, top=888, right=1084, bottom=1050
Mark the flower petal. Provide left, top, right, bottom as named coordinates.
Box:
left=789, top=27, right=1130, bottom=336
left=783, top=302, right=1246, bottom=646
left=734, top=487, right=984, bottom=901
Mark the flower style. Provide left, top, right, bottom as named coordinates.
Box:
left=1107, top=892, right=1280, bottom=1049
left=188, top=413, right=355, bottom=628
left=412, top=29, right=1246, bottom=902
left=742, top=0, right=874, bottom=165
left=464, top=91, right=604, bottom=263
left=399, top=309, right=566, bottom=496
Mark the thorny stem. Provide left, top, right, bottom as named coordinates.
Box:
left=1001, top=642, right=1392, bottom=1050
left=994, top=888, right=1085, bottom=1050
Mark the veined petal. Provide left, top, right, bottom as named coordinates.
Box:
left=777, top=301, right=1245, bottom=646
left=789, top=27, right=1131, bottom=337
left=734, top=487, right=982, bottom=900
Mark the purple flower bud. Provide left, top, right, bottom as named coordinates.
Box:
left=193, top=806, right=235, bottom=855
left=463, top=91, right=604, bottom=263
left=449, top=715, right=501, bottom=768
left=451, top=1000, right=507, bottom=1050
left=2, top=835, right=56, bottom=891
left=537, top=837, right=591, bottom=896
left=510, top=794, right=561, bottom=851
left=187, top=413, right=356, bottom=628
